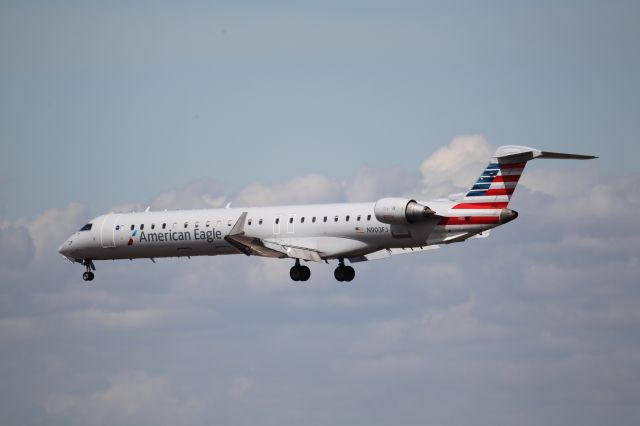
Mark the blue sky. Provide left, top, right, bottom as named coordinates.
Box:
left=1, top=1, right=639, bottom=425
left=2, top=0, right=638, bottom=219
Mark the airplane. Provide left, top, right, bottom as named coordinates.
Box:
left=58, top=145, right=596, bottom=282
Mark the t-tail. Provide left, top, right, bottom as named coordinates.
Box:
left=453, top=145, right=598, bottom=213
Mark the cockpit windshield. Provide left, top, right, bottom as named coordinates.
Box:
left=80, top=223, right=92, bottom=231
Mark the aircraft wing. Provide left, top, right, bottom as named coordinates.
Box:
left=224, top=212, right=287, bottom=258
left=225, top=212, right=376, bottom=262
left=348, top=245, right=440, bottom=263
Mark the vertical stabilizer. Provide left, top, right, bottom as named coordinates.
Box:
left=454, top=145, right=597, bottom=210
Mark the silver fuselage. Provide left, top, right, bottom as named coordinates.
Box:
left=58, top=200, right=506, bottom=262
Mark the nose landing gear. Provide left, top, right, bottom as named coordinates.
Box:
left=334, top=259, right=355, bottom=282
left=290, top=259, right=311, bottom=282
left=81, top=259, right=96, bottom=282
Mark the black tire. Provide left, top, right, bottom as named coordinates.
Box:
left=334, top=266, right=345, bottom=282
left=343, top=266, right=355, bottom=282
left=88, top=271, right=95, bottom=281
left=290, top=266, right=301, bottom=281
left=82, top=271, right=91, bottom=281
left=300, top=265, right=311, bottom=281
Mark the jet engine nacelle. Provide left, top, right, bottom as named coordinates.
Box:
left=373, top=198, right=435, bottom=225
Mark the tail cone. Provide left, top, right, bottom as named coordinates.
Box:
left=499, top=209, right=518, bottom=224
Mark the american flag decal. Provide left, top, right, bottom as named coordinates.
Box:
left=355, top=226, right=364, bottom=233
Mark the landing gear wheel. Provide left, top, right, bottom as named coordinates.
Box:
left=81, top=259, right=95, bottom=281
left=290, top=259, right=311, bottom=282
left=343, top=266, right=355, bottom=282
left=334, top=260, right=355, bottom=282
left=290, top=263, right=311, bottom=282
left=299, top=265, right=311, bottom=282
left=334, top=266, right=346, bottom=282
left=290, top=266, right=301, bottom=281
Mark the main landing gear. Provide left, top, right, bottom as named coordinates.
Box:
left=290, top=259, right=311, bottom=282
left=289, top=259, right=356, bottom=282
left=334, top=259, right=355, bottom=282
left=289, top=259, right=357, bottom=282
left=81, top=259, right=96, bottom=282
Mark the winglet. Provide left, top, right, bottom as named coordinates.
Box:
left=224, top=212, right=286, bottom=258
left=228, top=212, right=247, bottom=236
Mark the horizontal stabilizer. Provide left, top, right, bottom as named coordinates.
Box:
left=495, top=145, right=597, bottom=163
left=536, top=151, right=598, bottom=160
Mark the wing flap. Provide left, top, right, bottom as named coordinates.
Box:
left=349, top=245, right=440, bottom=263
left=262, top=240, right=323, bottom=262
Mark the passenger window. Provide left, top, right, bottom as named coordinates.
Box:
left=151, top=224, right=155, bottom=230
left=275, top=218, right=280, bottom=224
left=357, top=215, right=361, bottom=221
left=248, top=219, right=252, bottom=226
left=140, top=224, right=144, bottom=230
left=334, top=216, right=339, bottom=222
left=162, top=223, right=166, bottom=229
left=301, top=217, right=305, bottom=223
left=367, top=214, right=371, bottom=221
left=259, top=219, right=263, bottom=225
left=312, top=217, right=316, bottom=223
left=195, top=222, right=199, bottom=228
left=205, top=221, right=210, bottom=227
left=323, top=216, right=327, bottom=223
left=227, top=220, right=233, bottom=226
left=346, top=215, right=350, bottom=222
left=289, top=217, right=293, bottom=224
left=184, top=222, right=188, bottom=228
left=130, top=224, right=135, bottom=231
left=80, top=223, right=92, bottom=231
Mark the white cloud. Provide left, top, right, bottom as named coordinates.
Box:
left=150, top=178, right=227, bottom=211
left=0, top=225, right=35, bottom=268
left=243, top=258, right=295, bottom=291
left=229, top=376, right=255, bottom=399
left=14, top=203, right=89, bottom=265
left=45, top=372, right=204, bottom=426
left=519, top=168, right=638, bottom=221
left=520, top=167, right=600, bottom=199
left=344, top=165, right=418, bottom=202
left=67, top=308, right=170, bottom=331
left=232, top=174, right=343, bottom=207
left=110, top=179, right=227, bottom=214
left=419, top=135, right=492, bottom=198
left=351, top=355, right=425, bottom=377
left=2, top=138, right=640, bottom=426
left=0, top=317, right=39, bottom=341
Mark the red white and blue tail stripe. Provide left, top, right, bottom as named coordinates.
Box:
left=454, top=159, right=525, bottom=209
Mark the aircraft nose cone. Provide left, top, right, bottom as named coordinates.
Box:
left=58, top=240, right=72, bottom=256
